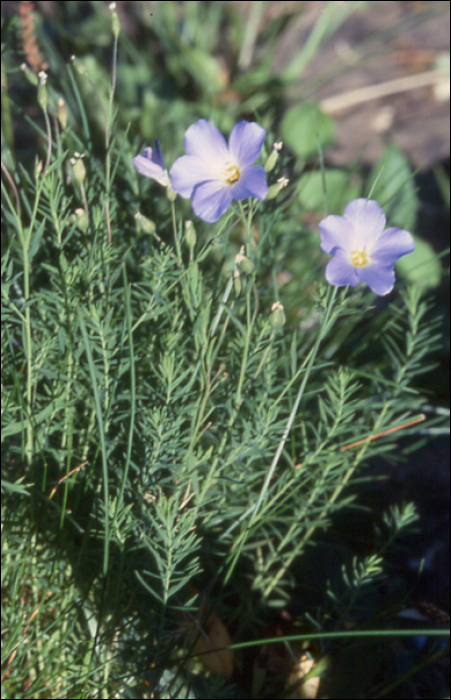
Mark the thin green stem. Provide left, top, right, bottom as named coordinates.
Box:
left=237, top=199, right=254, bottom=256
left=235, top=283, right=253, bottom=407
left=171, top=200, right=183, bottom=264
left=1, top=66, right=15, bottom=161
left=226, top=629, right=449, bottom=652
left=210, top=273, right=235, bottom=338
left=115, top=268, right=136, bottom=513
left=79, top=314, right=110, bottom=576
left=22, top=231, right=33, bottom=467
left=170, top=200, right=195, bottom=320
left=103, top=28, right=119, bottom=245
left=262, top=295, right=425, bottom=598
left=225, top=285, right=339, bottom=584
left=42, top=108, right=52, bottom=174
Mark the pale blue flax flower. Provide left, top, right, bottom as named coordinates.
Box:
left=133, top=140, right=170, bottom=187
left=170, top=119, right=268, bottom=223
left=319, top=198, right=415, bottom=296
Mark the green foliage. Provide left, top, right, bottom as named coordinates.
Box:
left=281, top=102, right=335, bottom=161
left=1, top=2, right=448, bottom=699
left=397, top=234, right=443, bottom=290
left=369, top=144, right=419, bottom=231
left=297, top=168, right=361, bottom=213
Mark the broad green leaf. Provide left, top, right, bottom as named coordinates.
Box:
left=281, top=102, right=335, bottom=160
left=369, top=144, right=419, bottom=231
left=396, top=234, right=442, bottom=290
left=297, top=169, right=361, bottom=213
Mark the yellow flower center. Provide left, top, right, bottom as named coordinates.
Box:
left=223, top=163, right=241, bottom=185
left=350, top=249, right=369, bottom=267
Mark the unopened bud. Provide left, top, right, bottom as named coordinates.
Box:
left=185, top=220, right=197, bottom=250
left=58, top=97, right=68, bottom=130
left=109, top=2, right=120, bottom=37
left=233, top=270, right=242, bottom=297
left=73, top=207, right=89, bottom=232
left=264, top=142, right=283, bottom=173
left=135, top=212, right=156, bottom=235
left=70, top=55, right=87, bottom=75
left=21, top=63, right=38, bottom=86
left=37, top=71, right=48, bottom=112
left=235, top=250, right=254, bottom=275
left=267, top=177, right=289, bottom=200
left=269, top=301, right=286, bottom=330
left=70, top=154, right=86, bottom=184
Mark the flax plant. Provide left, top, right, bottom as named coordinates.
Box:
left=2, top=3, right=449, bottom=699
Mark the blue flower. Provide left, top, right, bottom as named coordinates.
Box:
left=319, top=199, right=415, bottom=296
left=170, top=119, right=268, bottom=223
left=133, top=140, right=170, bottom=187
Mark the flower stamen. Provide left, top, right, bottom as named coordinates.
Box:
left=351, top=249, right=369, bottom=267
left=223, top=163, right=240, bottom=185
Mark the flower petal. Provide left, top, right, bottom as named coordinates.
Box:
left=191, top=180, right=234, bottom=223
left=358, top=264, right=395, bottom=296
left=184, top=119, right=228, bottom=163
left=344, top=199, right=386, bottom=246
left=133, top=153, right=169, bottom=186
left=146, top=139, right=165, bottom=169
left=231, top=165, right=268, bottom=201
left=325, top=250, right=360, bottom=287
left=370, top=227, right=415, bottom=264
left=170, top=155, right=221, bottom=198
left=319, top=215, right=355, bottom=254
left=228, top=121, right=266, bottom=168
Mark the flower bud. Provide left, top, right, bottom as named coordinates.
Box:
left=233, top=270, right=242, bottom=297
left=135, top=212, right=156, bottom=235
left=266, top=177, right=289, bottom=200
left=37, top=71, right=48, bottom=112
left=264, top=142, right=283, bottom=173
left=235, top=252, right=254, bottom=275
left=73, top=207, right=89, bottom=232
left=185, top=220, right=197, bottom=250
left=71, top=153, right=86, bottom=184
left=269, top=301, right=286, bottom=330
left=21, top=63, right=38, bottom=86
left=58, top=97, right=68, bottom=130
left=109, top=2, right=121, bottom=38
left=70, top=55, right=87, bottom=76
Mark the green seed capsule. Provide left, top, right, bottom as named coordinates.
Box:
left=37, top=71, right=48, bottom=112
left=237, top=254, right=254, bottom=274
left=234, top=271, right=242, bottom=297
left=72, top=156, right=86, bottom=184
left=264, top=142, right=283, bottom=172
left=135, top=213, right=156, bottom=235
left=267, top=178, right=289, bottom=200
left=21, top=63, right=38, bottom=86
left=185, top=221, right=197, bottom=250
left=269, top=301, right=286, bottom=330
